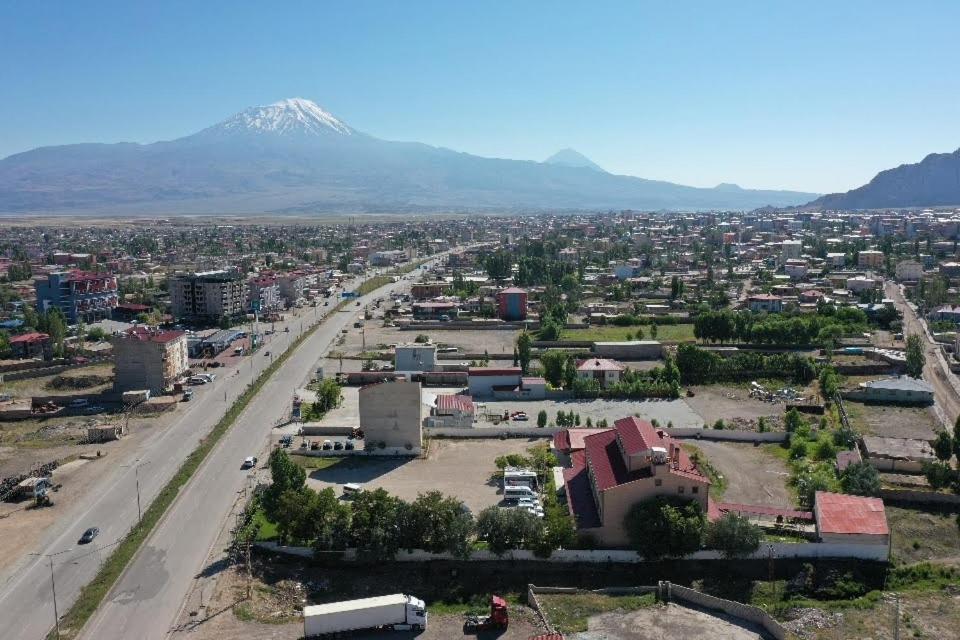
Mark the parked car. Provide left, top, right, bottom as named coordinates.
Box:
left=78, top=527, right=99, bottom=544
left=310, top=441, right=320, bottom=450
left=241, top=456, right=258, bottom=469
left=188, top=376, right=208, bottom=385
left=333, top=441, right=344, bottom=450
left=83, top=405, right=105, bottom=414
left=263, top=350, right=270, bottom=356
left=69, top=398, right=90, bottom=408
left=322, top=440, right=333, bottom=450
left=279, top=435, right=293, bottom=447
left=344, top=441, right=355, bottom=451
left=182, top=389, right=194, bottom=401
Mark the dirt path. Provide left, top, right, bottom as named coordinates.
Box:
left=570, top=603, right=764, bottom=640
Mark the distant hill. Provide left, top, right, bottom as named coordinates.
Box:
left=805, top=148, right=960, bottom=210
left=0, top=98, right=819, bottom=214
left=543, top=148, right=606, bottom=173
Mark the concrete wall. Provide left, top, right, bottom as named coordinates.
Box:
left=258, top=542, right=889, bottom=563
left=359, top=379, right=423, bottom=453
left=424, top=426, right=558, bottom=438
left=0, top=357, right=111, bottom=382
left=664, top=427, right=788, bottom=443
left=667, top=583, right=786, bottom=640
left=880, top=488, right=960, bottom=506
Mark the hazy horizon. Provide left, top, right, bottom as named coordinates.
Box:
left=2, top=1, right=959, bottom=194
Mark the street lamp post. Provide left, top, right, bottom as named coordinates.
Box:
left=122, top=459, right=151, bottom=527
left=30, top=549, right=72, bottom=640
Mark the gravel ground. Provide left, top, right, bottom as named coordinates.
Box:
left=569, top=603, right=764, bottom=640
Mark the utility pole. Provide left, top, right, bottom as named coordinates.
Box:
left=30, top=549, right=72, bottom=640
left=122, top=459, right=151, bottom=527
left=894, top=593, right=900, bottom=640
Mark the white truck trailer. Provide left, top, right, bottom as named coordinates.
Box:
left=303, top=594, right=427, bottom=637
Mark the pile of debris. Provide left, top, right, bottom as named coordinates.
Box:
left=782, top=608, right=843, bottom=638
left=749, top=381, right=806, bottom=404
left=46, top=374, right=111, bottom=391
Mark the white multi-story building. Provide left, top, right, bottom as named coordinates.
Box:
left=895, top=260, right=923, bottom=282
left=359, top=379, right=423, bottom=455
left=111, top=327, right=189, bottom=395
left=781, top=240, right=802, bottom=264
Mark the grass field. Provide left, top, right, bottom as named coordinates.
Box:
left=887, top=505, right=960, bottom=564
left=536, top=592, right=656, bottom=633
left=563, top=324, right=696, bottom=343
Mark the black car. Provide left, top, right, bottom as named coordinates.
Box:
left=333, top=441, right=344, bottom=450
left=78, top=527, right=99, bottom=544
left=344, top=441, right=355, bottom=451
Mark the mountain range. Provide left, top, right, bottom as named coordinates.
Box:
left=804, top=148, right=960, bottom=210
left=0, top=98, right=820, bottom=215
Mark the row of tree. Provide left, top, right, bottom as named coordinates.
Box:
left=693, top=307, right=868, bottom=346
left=675, top=344, right=818, bottom=385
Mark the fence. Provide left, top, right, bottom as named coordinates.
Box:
left=526, top=584, right=659, bottom=635
left=666, top=582, right=787, bottom=640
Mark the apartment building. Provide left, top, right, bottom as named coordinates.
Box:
left=359, top=379, right=423, bottom=455
left=35, top=270, right=119, bottom=324
left=169, top=270, right=246, bottom=322
left=111, top=326, right=189, bottom=395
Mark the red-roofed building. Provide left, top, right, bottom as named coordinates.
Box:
left=9, top=332, right=53, bottom=360
left=111, top=326, right=189, bottom=395
left=562, top=416, right=710, bottom=546
left=814, top=491, right=890, bottom=549
left=429, top=393, right=475, bottom=428
left=576, top=358, right=625, bottom=388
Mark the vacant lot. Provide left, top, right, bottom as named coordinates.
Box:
left=304, top=438, right=546, bottom=513
left=480, top=397, right=704, bottom=429
left=682, top=440, right=793, bottom=507
left=844, top=401, right=941, bottom=439
left=570, top=604, right=764, bottom=640
left=0, top=362, right=115, bottom=398
left=564, top=324, right=695, bottom=343
left=886, top=505, right=960, bottom=564
left=684, top=385, right=790, bottom=427
left=341, top=322, right=521, bottom=358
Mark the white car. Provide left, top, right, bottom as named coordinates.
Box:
left=241, top=456, right=258, bottom=469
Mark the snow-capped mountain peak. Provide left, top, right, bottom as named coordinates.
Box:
left=213, top=98, right=354, bottom=136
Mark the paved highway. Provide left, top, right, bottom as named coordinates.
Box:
left=885, top=280, right=960, bottom=424
left=0, top=258, right=436, bottom=640
left=76, top=255, right=444, bottom=640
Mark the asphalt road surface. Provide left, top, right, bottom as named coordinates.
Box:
left=77, top=255, right=445, bottom=640
left=885, top=280, right=960, bottom=425
left=0, top=256, right=442, bottom=640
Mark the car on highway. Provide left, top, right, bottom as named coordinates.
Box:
left=78, top=527, right=100, bottom=544
left=241, top=456, right=258, bottom=469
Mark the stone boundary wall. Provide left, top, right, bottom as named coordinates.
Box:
left=879, top=488, right=960, bottom=506
left=667, top=582, right=786, bottom=640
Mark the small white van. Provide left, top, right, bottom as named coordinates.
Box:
left=503, top=485, right=537, bottom=502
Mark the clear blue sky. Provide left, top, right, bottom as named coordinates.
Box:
left=2, top=1, right=958, bottom=194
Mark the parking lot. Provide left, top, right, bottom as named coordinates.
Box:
left=304, top=438, right=548, bottom=513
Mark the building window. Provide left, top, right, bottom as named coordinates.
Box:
left=678, top=486, right=684, bottom=494
left=692, top=486, right=699, bottom=494
left=654, top=479, right=662, bottom=487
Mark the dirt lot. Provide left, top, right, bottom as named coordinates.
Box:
left=340, top=321, right=521, bottom=358
left=683, top=440, right=793, bottom=507
left=844, top=401, right=941, bottom=439
left=304, top=438, right=548, bottom=513
left=480, top=397, right=705, bottom=429
left=569, top=604, right=764, bottom=640
left=0, top=362, right=114, bottom=398
left=182, top=564, right=543, bottom=640
left=684, top=385, right=787, bottom=426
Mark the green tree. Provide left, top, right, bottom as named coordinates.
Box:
left=953, top=415, right=960, bottom=460
left=263, top=449, right=306, bottom=521
left=350, top=489, right=405, bottom=560
left=933, top=431, right=954, bottom=462
left=475, top=506, right=543, bottom=555
left=0, top=330, right=10, bottom=359
left=795, top=463, right=840, bottom=509
left=840, top=462, right=881, bottom=497
left=540, top=350, right=568, bottom=387
left=905, top=334, right=925, bottom=379
left=784, top=408, right=805, bottom=433
left=706, top=513, right=761, bottom=558
left=401, top=491, right=474, bottom=558
left=923, top=462, right=956, bottom=490
left=537, top=409, right=548, bottom=429
left=516, top=331, right=532, bottom=374
left=484, top=251, right=512, bottom=281
left=623, top=497, right=705, bottom=560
